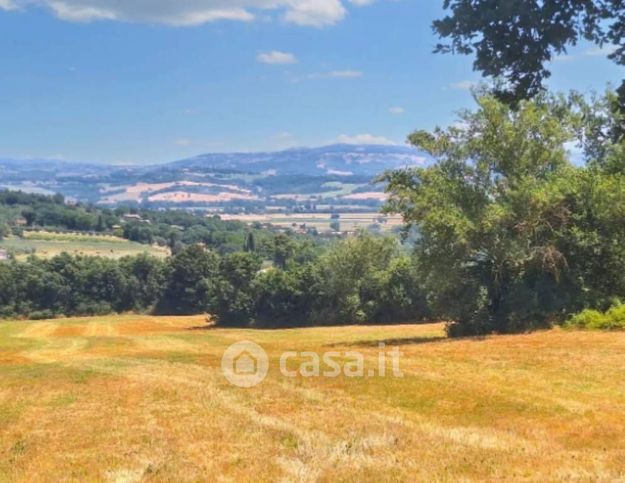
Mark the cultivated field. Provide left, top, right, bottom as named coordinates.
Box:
left=0, top=232, right=168, bottom=260
left=220, top=212, right=404, bottom=233
left=1, top=316, right=625, bottom=481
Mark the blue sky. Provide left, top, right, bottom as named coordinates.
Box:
left=0, top=0, right=622, bottom=164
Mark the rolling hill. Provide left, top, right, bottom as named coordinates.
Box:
left=0, top=144, right=429, bottom=211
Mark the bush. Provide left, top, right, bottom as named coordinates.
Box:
left=566, top=305, right=625, bottom=331
left=29, top=310, right=57, bottom=321
left=604, top=305, right=625, bottom=330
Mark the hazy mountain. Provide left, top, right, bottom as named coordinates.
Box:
left=0, top=144, right=429, bottom=209
left=170, top=144, right=428, bottom=176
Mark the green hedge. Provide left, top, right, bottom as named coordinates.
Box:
left=566, top=305, right=625, bottom=331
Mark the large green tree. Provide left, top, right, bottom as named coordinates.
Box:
left=158, top=245, right=220, bottom=315
left=434, top=0, right=625, bottom=123
left=383, top=92, right=625, bottom=335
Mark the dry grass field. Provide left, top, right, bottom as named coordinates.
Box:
left=220, top=212, right=404, bottom=233
left=0, top=232, right=168, bottom=260
left=1, top=316, right=625, bottom=481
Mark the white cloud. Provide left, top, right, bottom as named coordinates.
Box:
left=449, top=80, right=475, bottom=91
left=553, top=54, right=576, bottom=63
left=337, top=133, right=396, bottom=145
left=257, top=50, right=297, bottom=65
left=48, top=1, right=117, bottom=21
left=273, top=131, right=298, bottom=149
left=551, top=45, right=617, bottom=63
left=175, top=138, right=193, bottom=147
left=307, top=69, right=363, bottom=79
left=1, top=0, right=373, bottom=27
left=0, top=0, right=17, bottom=10
left=283, top=0, right=346, bottom=26
left=325, top=69, right=362, bottom=78
left=388, top=106, right=404, bottom=115
left=584, top=45, right=617, bottom=57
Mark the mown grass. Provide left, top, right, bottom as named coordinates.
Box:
left=0, top=315, right=624, bottom=481
left=0, top=234, right=168, bottom=260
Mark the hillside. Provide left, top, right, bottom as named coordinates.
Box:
left=2, top=316, right=624, bottom=480
left=0, top=145, right=429, bottom=211
left=171, top=144, right=428, bottom=176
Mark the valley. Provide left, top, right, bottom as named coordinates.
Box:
left=0, top=144, right=428, bottom=214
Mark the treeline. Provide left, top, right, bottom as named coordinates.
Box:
left=0, top=254, right=164, bottom=320
left=0, top=190, right=293, bottom=255
left=8, top=92, right=625, bottom=336
left=0, top=191, right=115, bottom=233
left=0, top=235, right=428, bottom=325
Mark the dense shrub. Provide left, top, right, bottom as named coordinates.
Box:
left=239, top=235, right=429, bottom=328
left=567, top=305, right=625, bottom=331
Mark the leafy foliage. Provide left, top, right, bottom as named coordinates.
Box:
left=0, top=189, right=287, bottom=256
left=567, top=305, right=625, bottom=330
left=383, top=92, right=625, bottom=335
left=434, top=0, right=625, bottom=114
left=0, top=234, right=429, bottom=327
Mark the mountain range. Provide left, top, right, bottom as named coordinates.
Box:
left=0, top=144, right=429, bottom=211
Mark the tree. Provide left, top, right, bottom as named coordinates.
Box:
left=320, top=234, right=399, bottom=323
left=0, top=262, right=16, bottom=317
left=211, top=252, right=262, bottom=326
left=120, top=254, right=166, bottom=311
left=382, top=93, right=607, bottom=335
left=252, top=269, right=304, bottom=327
left=272, top=233, right=295, bottom=269
left=434, top=0, right=625, bottom=119
left=244, top=232, right=256, bottom=253
left=373, top=256, right=430, bottom=323
left=21, top=208, right=36, bottom=227
left=158, top=245, right=219, bottom=315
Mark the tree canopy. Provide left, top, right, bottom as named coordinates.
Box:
left=383, top=91, right=625, bottom=335
left=434, top=0, right=625, bottom=116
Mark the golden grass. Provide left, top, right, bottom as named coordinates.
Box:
left=0, top=236, right=169, bottom=260
left=22, top=231, right=131, bottom=243
left=220, top=212, right=404, bottom=233
left=1, top=316, right=625, bottom=481
left=101, top=182, right=254, bottom=204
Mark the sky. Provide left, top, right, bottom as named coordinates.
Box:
left=0, top=0, right=623, bottom=165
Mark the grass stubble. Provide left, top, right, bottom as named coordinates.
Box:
left=0, top=315, right=624, bottom=481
